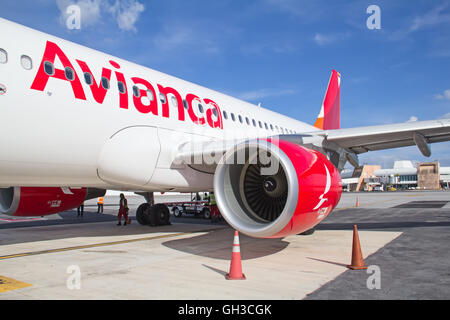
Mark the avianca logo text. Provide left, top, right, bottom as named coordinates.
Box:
left=30, top=41, right=223, bottom=129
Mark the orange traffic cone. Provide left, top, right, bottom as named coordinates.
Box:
left=347, top=225, right=368, bottom=270
left=226, top=231, right=246, bottom=280
left=355, top=197, right=360, bottom=207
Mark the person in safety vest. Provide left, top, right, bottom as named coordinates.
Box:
left=97, top=197, right=104, bottom=213
left=209, top=192, right=220, bottom=221
left=117, top=193, right=130, bottom=226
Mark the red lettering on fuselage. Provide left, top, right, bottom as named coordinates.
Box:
left=131, top=77, right=158, bottom=115
left=31, top=41, right=86, bottom=100
left=186, top=93, right=206, bottom=125
left=157, top=84, right=185, bottom=121
left=204, top=99, right=223, bottom=129
left=110, top=61, right=128, bottom=110
left=76, top=60, right=111, bottom=104
left=30, top=41, right=223, bottom=130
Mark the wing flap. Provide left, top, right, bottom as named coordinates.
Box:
left=316, top=119, right=450, bottom=154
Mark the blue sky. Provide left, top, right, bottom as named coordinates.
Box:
left=1, top=0, right=450, bottom=167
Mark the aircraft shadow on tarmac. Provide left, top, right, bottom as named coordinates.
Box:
left=162, top=228, right=289, bottom=260
left=0, top=214, right=231, bottom=246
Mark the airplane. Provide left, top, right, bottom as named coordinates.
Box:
left=1, top=17, right=450, bottom=238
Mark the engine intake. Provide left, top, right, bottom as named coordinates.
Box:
left=214, top=139, right=342, bottom=238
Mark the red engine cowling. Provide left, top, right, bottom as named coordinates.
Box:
left=0, top=187, right=88, bottom=217
left=214, top=138, right=342, bottom=238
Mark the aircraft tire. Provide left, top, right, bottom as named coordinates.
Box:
left=136, top=203, right=151, bottom=225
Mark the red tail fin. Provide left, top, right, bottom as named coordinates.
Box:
left=314, top=70, right=341, bottom=130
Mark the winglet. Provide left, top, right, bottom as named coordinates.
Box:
left=314, top=70, right=341, bottom=130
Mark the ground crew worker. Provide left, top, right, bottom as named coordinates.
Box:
left=97, top=196, right=104, bottom=213
left=77, top=202, right=84, bottom=217
left=193, top=192, right=201, bottom=201
left=209, top=192, right=220, bottom=221
left=203, top=192, right=209, bottom=202
left=117, top=193, right=129, bottom=226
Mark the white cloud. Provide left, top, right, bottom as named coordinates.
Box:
left=153, top=26, right=195, bottom=51
left=409, top=4, right=450, bottom=32
left=390, top=4, right=450, bottom=40
left=152, top=22, right=220, bottom=54
left=237, top=88, right=296, bottom=101
left=407, top=116, right=418, bottom=122
left=313, top=32, right=350, bottom=46
left=108, top=0, right=145, bottom=32
left=434, top=89, right=450, bottom=100
left=57, top=0, right=102, bottom=27
left=56, top=0, right=144, bottom=31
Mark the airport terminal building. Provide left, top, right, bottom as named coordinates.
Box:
left=342, top=161, right=450, bottom=191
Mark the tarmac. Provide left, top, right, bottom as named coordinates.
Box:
left=0, top=190, right=449, bottom=299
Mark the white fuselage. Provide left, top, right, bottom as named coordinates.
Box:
left=0, top=18, right=318, bottom=192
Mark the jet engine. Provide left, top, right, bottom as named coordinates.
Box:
left=0, top=187, right=105, bottom=216
left=214, top=138, right=342, bottom=238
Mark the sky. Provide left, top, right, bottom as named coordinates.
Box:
left=1, top=0, right=450, bottom=168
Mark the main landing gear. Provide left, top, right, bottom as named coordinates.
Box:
left=135, top=192, right=171, bottom=227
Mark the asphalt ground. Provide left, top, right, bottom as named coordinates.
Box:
left=0, top=191, right=449, bottom=299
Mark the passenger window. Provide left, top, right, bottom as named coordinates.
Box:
left=198, top=103, right=204, bottom=113
left=231, top=113, right=236, bottom=121
left=258, top=121, right=262, bottom=128
left=223, top=111, right=228, bottom=120
left=264, top=123, right=268, bottom=130
left=0, top=49, right=7, bottom=64
left=160, top=93, right=166, bottom=104
left=44, top=61, right=54, bottom=76
left=101, top=77, right=110, bottom=89
left=213, top=108, right=218, bottom=117
left=245, top=117, right=250, bottom=125
left=20, top=55, right=33, bottom=70
left=183, top=100, right=189, bottom=110
left=171, top=96, right=178, bottom=108
left=84, top=72, right=93, bottom=85
left=132, top=85, right=140, bottom=98
left=65, top=67, right=75, bottom=81
left=270, top=124, right=274, bottom=131
left=147, top=90, right=154, bottom=101
left=117, top=81, right=126, bottom=94
left=252, top=119, right=256, bottom=127
left=238, top=115, right=243, bottom=123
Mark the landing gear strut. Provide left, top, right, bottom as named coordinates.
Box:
left=135, top=192, right=171, bottom=227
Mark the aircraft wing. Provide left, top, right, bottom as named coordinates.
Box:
left=314, top=119, right=450, bottom=156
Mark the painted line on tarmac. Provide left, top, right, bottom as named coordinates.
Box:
left=0, top=227, right=226, bottom=261
left=335, top=193, right=425, bottom=211
left=0, top=275, right=32, bottom=293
